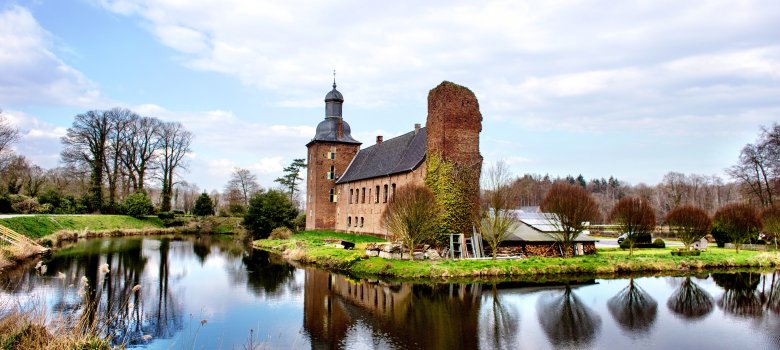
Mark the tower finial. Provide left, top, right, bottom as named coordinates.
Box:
left=332, top=69, right=337, bottom=88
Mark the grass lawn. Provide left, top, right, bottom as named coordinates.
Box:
left=0, top=215, right=164, bottom=239
left=254, top=230, right=780, bottom=280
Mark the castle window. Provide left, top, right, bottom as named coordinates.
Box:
left=391, top=183, right=396, bottom=202
left=349, top=189, right=353, bottom=204
left=368, top=189, right=371, bottom=203
left=360, top=217, right=364, bottom=227
left=326, top=165, right=335, bottom=180
left=347, top=217, right=351, bottom=227
left=383, top=184, right=388, bottom=203
left=362, top=187, right=366, bottom=203
left=329, top=188, right=337, bottom=203
left=375, top=186, right=380, bottom=203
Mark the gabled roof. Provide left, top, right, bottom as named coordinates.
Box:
left=503, top=210, right=597, bottom=242
left=336, top=128, right=427, bottom=184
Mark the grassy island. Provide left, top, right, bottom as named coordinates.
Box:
left=254, top=230, right=780, bottom=280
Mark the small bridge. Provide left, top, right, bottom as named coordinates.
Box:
left=0, top=225, right=49, bottom=255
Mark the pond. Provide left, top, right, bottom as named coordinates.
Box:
left=1, top=236, right=779, bottom=349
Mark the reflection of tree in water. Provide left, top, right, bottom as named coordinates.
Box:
left=607, top=278, right=657, bottom=335
left=764, top=271, right=780, bottom=315
left=192, top=239, right=211, bottom=264
left=712, top=272, right=763, bottom=318
left=667, top=276, right=714, bottom=320
left=22, top=237, right=185, bottom=346
left=536, top=286, right=602, bottom=348
left=480, top=284, right=520, bottom=350
left=242, top=249, right=296, bottom=295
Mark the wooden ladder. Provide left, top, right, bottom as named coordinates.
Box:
left=449, top=234, right=464, bottom=259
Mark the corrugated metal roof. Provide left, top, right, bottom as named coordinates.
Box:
left=502, top=210, right=597, bottom=242
left=336, top=128, right=426, bottom=183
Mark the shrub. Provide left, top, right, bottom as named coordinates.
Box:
left=653, top=238, right=666, bottom=248
left=12, top=198, right=41, bottom=214
left=711, top=226, right=729, bottom=248
left=293, top=214, right=306, bottom=231
left=158, top=212, right=175, bottom=220
left=123, top=191, right=154, bottom=217
left=0, top=196, right=12, bottom=213
left=243, top=190, right=297, bottom=239
left=269, top=227, right=293, bottom=240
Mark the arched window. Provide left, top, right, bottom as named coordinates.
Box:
left=383, top=184, right=388, bottom=203
left=347, top=217, right=351, bottom=227
left=375, top=185, right=380, bottom=203
left=349, top=189, right=353, bottom=204
left=360, top=217, right=364, bottom=227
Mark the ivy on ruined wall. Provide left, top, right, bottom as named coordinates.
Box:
left=425, top=153, right=479, bottom=243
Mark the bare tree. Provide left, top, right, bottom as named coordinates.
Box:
left=381, top=185, right=440, bottom=260
left=103, top=108, right=136, bottom=212
left=156, top=122, right=193, bottom=212
left=121, top=116, right=161, bottom=192
left=608, top=197, right=656, bottom=256
left=761, top=205, right=780, bottom=248
left=226, top=168, right=261, bottom=208
left=728, top=124, right=780, bottom=207
left=0, top=155, right=29, bottom=194
left=61, top=110, right=112, bottom=212
left=665, top=205, right=711, bottom=251
left=713, top=203, right=762, bottom=253
left=480, top=161, right=519, bottom=259
left=209, top=189, right=222, bottom=214
left=540, top=183, right=600, bottom=257
left=0, top=111, right=20, bottom=165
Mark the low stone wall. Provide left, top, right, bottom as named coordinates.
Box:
left=365, top=243, right=442, bottom=260
left=724, top=243, right=768, bottom=251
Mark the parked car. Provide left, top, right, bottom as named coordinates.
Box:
left=617, top=232, right=653, bottom=245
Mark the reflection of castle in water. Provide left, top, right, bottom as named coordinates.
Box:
left=303, top=269, right=481, bottom=349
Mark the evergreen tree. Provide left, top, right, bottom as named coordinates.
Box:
left=193, top=192, right=215, bottom=216
left=274, top=158, right=307, bottom=201
left=244, top=190, right=298, bottom=239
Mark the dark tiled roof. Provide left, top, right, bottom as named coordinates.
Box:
left=336, top=128, right=427, bottom=184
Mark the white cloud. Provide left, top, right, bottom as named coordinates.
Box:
left=0, top=6, right=104, bottom=107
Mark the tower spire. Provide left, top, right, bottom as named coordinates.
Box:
left=332, top=69, right=337, bottom=88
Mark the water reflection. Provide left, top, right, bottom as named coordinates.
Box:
left=607, top=278, right=657, bottom=335
left=536, top=285, right=602, bottom=348
left=303, top=270, right=481, bottom=349
left=713, top=272, right=763, bottom=317
left=243, top=249, right=296, bottom=296
left=480, top=284, right=520, bottom=350
left=3, top=236, right=780, bottom=350
left=667, top=276, right=714, bottom=320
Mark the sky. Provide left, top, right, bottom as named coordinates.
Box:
left=1, top=0, right=778, bottom=193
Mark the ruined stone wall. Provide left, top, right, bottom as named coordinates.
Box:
left=334, top=164, right=426, bottom=236
left=486, top=241, right=597, bottom=257
left=305, top=142, right=360, bottom=230
left=425, top=81, right=483, bottom=233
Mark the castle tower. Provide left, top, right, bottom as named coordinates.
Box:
left=305, top=81, right=361, bottom=230
left=425, top=81, right=483, bottom=232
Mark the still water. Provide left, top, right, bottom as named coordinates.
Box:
left=2, top=236, right=779, bottom=349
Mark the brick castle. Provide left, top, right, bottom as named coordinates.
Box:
left=305, top=81, right=483, bottom=236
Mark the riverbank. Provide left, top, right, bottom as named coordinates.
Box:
left=254, top=230, right=780, bottom=279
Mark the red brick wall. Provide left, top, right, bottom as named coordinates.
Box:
left=305, top=142, right=360, bottom=230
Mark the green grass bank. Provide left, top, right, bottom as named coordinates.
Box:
left=0, top=215, right=164, bottom=239
left=254, top=230, right=780, bottom=280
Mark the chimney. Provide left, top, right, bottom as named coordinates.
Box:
left=414, top=123, right=421, bottom=135
left=376, top=135, right=383, bottom=144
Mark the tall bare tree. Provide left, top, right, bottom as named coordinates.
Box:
left=103, top=108, right=136, bottom=212
left=540, top=183, right=600, bottom=257
left=121, top=116, right=161, bottom=192
left=156, top=121, right=193, bottom=212
left=480, top=161, right=519, bottom=259
left=226, top=167, right=260, bottom=207
left=0, top=111, right=20, bottom=166
left=61, top=110, right=112, bottom=212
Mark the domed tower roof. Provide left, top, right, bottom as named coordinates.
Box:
left=307, top=77, right=361, bottom=146
left=324, top=82, right=344, bottom=102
